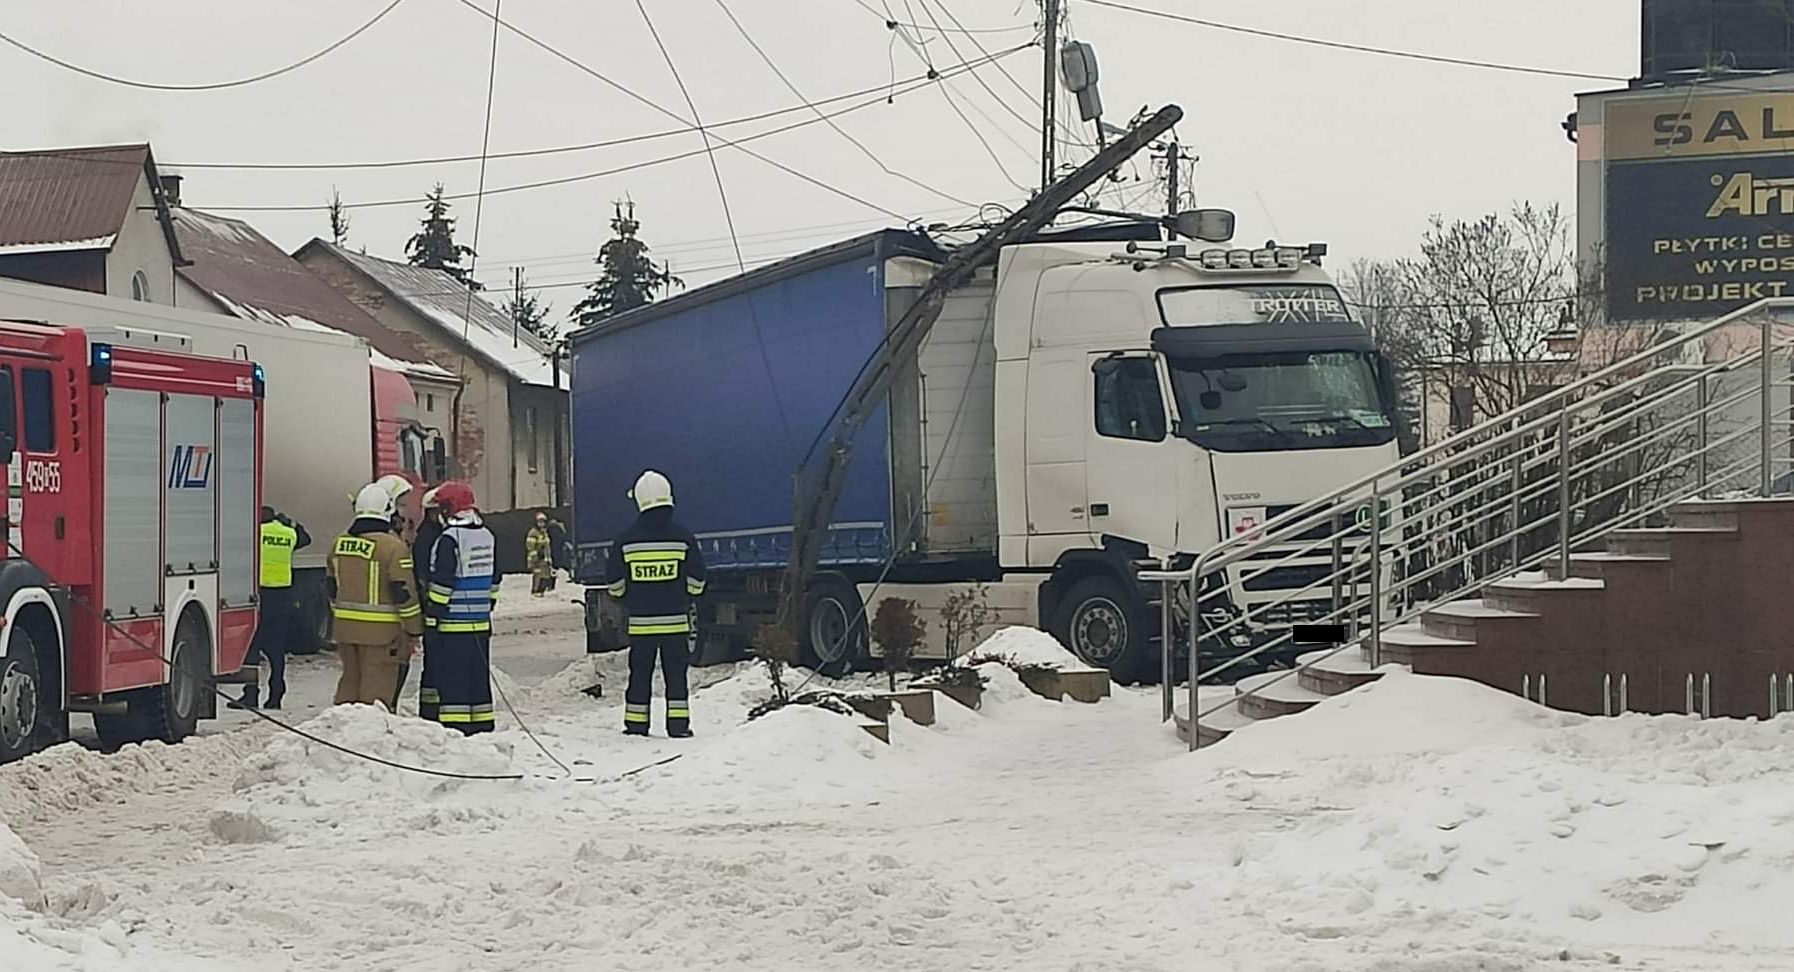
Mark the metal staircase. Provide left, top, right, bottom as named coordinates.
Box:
left=1146, top=298, right=1794, bottom=750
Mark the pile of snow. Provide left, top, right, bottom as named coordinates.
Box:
left=213, top=704, right=523, bottom=842
left=0, top=815, right=41, bottom=908
left=642, top=704, right=892, bottom=801
left=968, top=626, right=1088, bottom=670
left=0, top=732, right=267, bottom=828
left=1186, top=669, right=1794, bottom=952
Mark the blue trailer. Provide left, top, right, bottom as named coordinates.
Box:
left=568, top=230, right=997, bottom=666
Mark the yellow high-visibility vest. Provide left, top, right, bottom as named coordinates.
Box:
left=260, top=520, right=299, bottom=589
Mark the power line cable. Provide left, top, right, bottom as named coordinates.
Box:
left=932, top=75, right=1032, bottom=190
left=0, top=0, right=411, bottom=91
left=161, top=66, right=989, bottom=171
left=196, top=47, right=1029, bottom=213
left=1079, top=0, right=1628, bottom=82
left=452, top=0, right=909, bottom=220
left=633, top=0, right=747, bottom=274
left=849, top=0, right=1032, bottom=34
left=920, top=0, right=1095, bottom=150
left=712, top=0, right=981, bottom=208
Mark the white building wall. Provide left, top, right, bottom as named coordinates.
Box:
left=104, top=177, right=178, bottom=305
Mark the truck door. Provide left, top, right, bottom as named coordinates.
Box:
left=1085, top=353, right=1179, bottom=554
left=14, top=364, right=75, bottom=581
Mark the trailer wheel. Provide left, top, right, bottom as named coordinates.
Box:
left=0, top=629, right=47, bottom=764
left=801, top=577, right=867, bottom=676
left=1052, top=575, right=1150, bottom=683
left=140, top=611, right=209, bottom=744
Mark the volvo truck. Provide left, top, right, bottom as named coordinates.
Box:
left=569, top=227, right=1403, bottom=681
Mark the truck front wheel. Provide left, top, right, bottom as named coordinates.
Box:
left=1052, top=575, right=1151, bottom=684
left=0, top=629, right=47, bottom=764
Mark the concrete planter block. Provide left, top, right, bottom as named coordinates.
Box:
left=878, top=689, right=936, bottom=726
left=1016, top=668, right=1112, bottom=703
left=857, top=720, right=890, bottom=743
left=917, top=681, right=982, bottom=710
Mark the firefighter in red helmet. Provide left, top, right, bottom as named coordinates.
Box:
left=422, top=481, right=498, bottom=734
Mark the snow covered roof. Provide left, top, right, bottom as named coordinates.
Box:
left=301, top=240, right=557, bottom=388
left=172, top=207, right=455, bottom=383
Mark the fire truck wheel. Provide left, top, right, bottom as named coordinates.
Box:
left=141, top=612, right=209, bottom=744
left=0, top=629, right=47, bottom=764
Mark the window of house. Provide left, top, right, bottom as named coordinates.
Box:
left=130, top=270, right=150, bottom=302
left=526, top=406, right=540, bottom=473
left=424, top=393, right=435, bottom=413
left=1093, top=357, right=1167, bottom=442
left=20, top=368, right=53, bottom=453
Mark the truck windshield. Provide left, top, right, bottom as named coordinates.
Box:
left=1167, top=349, right=1396, bottom=452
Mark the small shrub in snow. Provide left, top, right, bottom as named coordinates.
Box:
left=751, top=622, right=799, bottom=703
left=939, top=584, right=997, bottom=662
left=871, top=597, right=926, bottom=692
left=968, top=651, right=1058, bottom=680
left=745, top=689, right=860, bottom=722
left=911, top=663, right=988, bottom=691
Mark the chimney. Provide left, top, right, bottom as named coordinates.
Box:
left=160, top=174, right=183, bottom=208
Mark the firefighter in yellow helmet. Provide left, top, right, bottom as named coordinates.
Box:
left=328, top=483, right=425, bottom=708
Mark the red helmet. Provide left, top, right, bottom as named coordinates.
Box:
left=433, top=480, right=477, bottom=516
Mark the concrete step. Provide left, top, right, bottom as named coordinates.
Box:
left=1668, top=502, right=1741, bottom=531
left=1173, top=687, right=1254, bottom=747
left=1234, top=670, right=1332, bottom=719
left=1376, top=622, right=1476, bottom=667
left=1296, top=647, right=1388, bottom=695
left=1606, top=527, right=1735, bottom=559
left=1421, top=598, right=1539, bottom=643
left=1485, top=575, right=1605, bottom=613
left=1551, top=551, right=1671, bottom=581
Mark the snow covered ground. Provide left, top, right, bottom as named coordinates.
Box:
left=5, top=612, right=1794, bottom=971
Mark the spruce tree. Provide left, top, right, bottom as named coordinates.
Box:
left=406, top=184, right=479, bottom=290
left=327, top=187, right=351, bottom=246
left=570, top=201, right=681, bottom=328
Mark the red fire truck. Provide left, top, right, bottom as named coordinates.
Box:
left=0, top=321, right=263, bottom=764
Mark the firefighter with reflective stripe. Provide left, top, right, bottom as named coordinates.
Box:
left=373, top=474, right=416, bottom=712
left=424, top=481, right=499, bottom=735
left=606, top=469, right=707, bottom=738
left=412, top=486, right=446, bottom=722
left=327, top=484, right=425, bottom=708
left=231, top=506, right=310, bottom=711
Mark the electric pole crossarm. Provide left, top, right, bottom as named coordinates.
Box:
left=777, top=104, right=1185, bottom=632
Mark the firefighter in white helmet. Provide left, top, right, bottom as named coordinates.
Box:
left=327, top=483, right=424, bottom=708
left=605, top=469, right=707, bottom=738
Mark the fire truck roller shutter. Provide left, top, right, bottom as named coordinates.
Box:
left=101, top=389, right=161, bottom=619
left=217, top=399, right=258, bottom=612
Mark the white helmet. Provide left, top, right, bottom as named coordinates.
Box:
left=420, top=485, right=443, bottom=510
left=353, top=482, right=396, bottom=521
left=630, top=469, right=673, bottom=512
left=374, top=474, right=413, bottom=504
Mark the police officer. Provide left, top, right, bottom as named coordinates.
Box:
left=606, top=470, right=706, bottom=738
left=412, top=486, right=445, bottom=721
left=230, top=505, right=311, bottom=710
left=328, top=484, right=424, bottom=708
left=423, top=481, right=498, bottom=735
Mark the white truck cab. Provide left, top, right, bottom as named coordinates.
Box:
left=986, top=239, right=1402, bottom=678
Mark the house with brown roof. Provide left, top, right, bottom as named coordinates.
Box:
left=0, top=144, right=188, bottom=305
left=295, top=240, right=567, bottom=511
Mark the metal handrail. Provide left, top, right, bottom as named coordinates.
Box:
left=1147, top=297, right=1794, bottom=750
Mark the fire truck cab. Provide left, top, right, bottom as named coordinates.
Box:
left=0, top=321, right=263, bottom=763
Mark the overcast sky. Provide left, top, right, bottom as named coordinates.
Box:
left=2, top=0, right=1636, bottom=315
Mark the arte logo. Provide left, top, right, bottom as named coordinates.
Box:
left=167, top=445, right=213, bottom=490
left=1707, top=172, right=1794, bottom=218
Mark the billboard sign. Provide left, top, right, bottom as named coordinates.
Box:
left=1603, top=90, right=1794, bottom=322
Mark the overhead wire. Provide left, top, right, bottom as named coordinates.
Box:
left=710, top=0, right=981, bottom=208
left=160, top=65, right=1003, bottom=171
left=1078, top=0, right=1627, bottom=82
left=451, top=0, right=909, bottom=219
left=0, top=0, right=411, bottom=91
left=633, top=0, right=796, bottom=451
left=194, top=46, right=1032, bottom=213
left=848, top=0, right=1032, bottom=34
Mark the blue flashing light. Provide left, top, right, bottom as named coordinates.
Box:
left=252, top=362, right=266, bottom=398
left=89, top=342, right=114, bottom=384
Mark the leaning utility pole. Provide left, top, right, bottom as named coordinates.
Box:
left=1040, top=0, right=1060, bottom=191
left=777, top=104, right=1184, bottom=640
left=1164, top=140, right=1180, bottom=217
